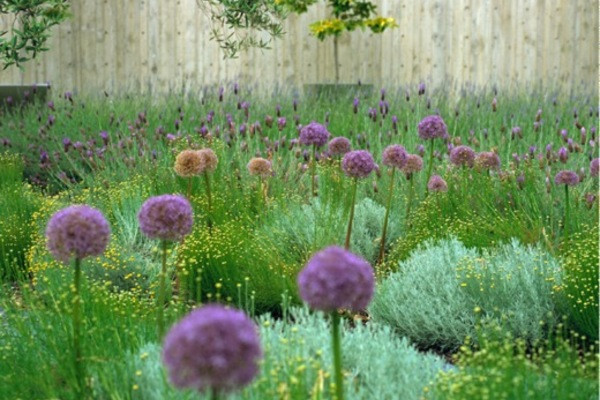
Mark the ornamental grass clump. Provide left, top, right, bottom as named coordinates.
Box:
left=300, top=121, right=330, bottom=196
left=554, top=170, right=580, bottom=240
left=342, top=150, right=376, bottom=249
left=138, top=194, right=193, bottom=338
left=162, top=304, right=262, bottom=399
left=46, top=205, right=110, bottom=395
left=377, top=144, right=407, bottom=265
left=298, top=246, right=375, bottom=400
left=418, top=115, right=447, bottom=184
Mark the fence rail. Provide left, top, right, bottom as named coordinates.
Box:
left=0, top=0, right=597, bottom=95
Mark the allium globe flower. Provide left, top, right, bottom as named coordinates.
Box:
left=402, top=154, right=423, bottom=174
left=427, top=175, right=448, bottom=192
left=342, top=150, right=376, bottom=179
left=138, top=195, right=193, bottom=241
left=198, top=148, right=218, bottom=173
left=298, top=246, right=374, bottom=312
left=174, top=149, right=203, bottom=177
left=46, top=205, right=110, bottom=263
left=299, top=121, right=330, bottom=148
left=382, top=144, right=408, bottom=169
left=474, top=151, right=501, bottom=170
left=590, top=158, right=599, bottom=177
left=162, top=304, right=262, bottom=393
left=247, top=157, right=272, bottom=177
left=554, top=170, right=580, bottom=186
left=417, top=115, right=448, bottom=140
left=449, top=145, right=476, bottom=168
left=328, top=136, right=352, bottom=156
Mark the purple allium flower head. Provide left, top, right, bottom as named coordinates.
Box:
left=298, top=246, right=374, bottom=312
left=558, top=147, right=569, bottom=163
left=450, top=145, right=476, bottom=168
left=162, top=304, right=262, bottom=393
left=402, top=154, right=423, bottom=175
left=138, top=195, right=193, bottom=242
left=46, top=205, right=110, bottom=263
left=427, top=175, right=448, bottom=192
left=299, top=121, right=330, bottom=148
left=342, top=150, right=376, bottom=179
left=417, top=115, right=448, bottom=140
left=247, top=157, right=272, bottom=177
left=475, top=151, right=501, bottom=170
left=328, top=136, right=352, bottom=156
left=382, top=144, right=408, bottom=169
left=554, top=170, right=579, bottom=186
left=590, top=158, right=599, bottom=177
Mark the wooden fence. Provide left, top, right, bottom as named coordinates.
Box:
left=0, top=0, right=597, bottom=95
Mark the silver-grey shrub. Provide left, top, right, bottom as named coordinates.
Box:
left=369, top=238, right=562, bottom=351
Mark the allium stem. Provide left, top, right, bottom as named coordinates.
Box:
left=157, top=240, right=168, bottom=339
left=186, top=177, right=192, bottom=199
left=344, top=179, right=358, bottom=249
left=73, top=257, right=84, bottom=395
left=203, top=172, right=213, bottom=230
left=425, top=139, right=435, bottom=188
left=564, top=185, right=570, bottom=240
left=405, top=177, right=415, bottom=224
left=211, top=388, right=221, bottom=400
left=331, top=311, right=344, bottom=400
left=311, top=144, right=317, bottom=197
left=377, top=167, right=396, bottom=265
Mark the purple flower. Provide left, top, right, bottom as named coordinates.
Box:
left=100, top=131, right=109, bottom=146
left=449, top=145, right=475, bottom=168
left=475, top=151, right=501, bottom=170
left=554, top=170, right=579, bottom=186
left=46, top=205, right=110, bottom=263
left=62, top=137, right=72, bottom=152
left=427, top=175, right=448, bottom=192
left=417, top=115, right=448, bottom=140
left=402, top=154, right=424, bottom=175
left=353, top=97, right=359, bottom=114
left=298, top=246, right=374, bottom=312
left=299, top=121, right=330, bottom=148
left=558, top=147, right=569, bottom=163
left=511, top=126, right=522, bottom=140
left=418, top=82, right=426, bottom=96
left=166, top=133, right=177, bottom=142
left=590, top=158, right=599, bottom=177
left=138, top=195, right=193, bottom=241
left=162, top=304, right=262, bottom=393
left=328, top=136, right=352, bottom=157
left=342, top=150, right=376, bottom=179
left=382, top=144, right=408, bottom=169
left=417, top=144, right=425, bottom=157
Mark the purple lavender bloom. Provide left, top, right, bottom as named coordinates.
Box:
left=64, top=91, right=73, bottom=102
left=46, top=205, right=110, bottom=263
left=298, top=246, right=374, bottom=312
left=353, top=97, right=359, bottom=114
left=62, top=138, right=72, bottom=152
left=1, top=138, right=11, bottom=147
left=427, top=175, right=448, bottom=192
left=391, top=115, right=398, bottom=131
left=554, top=170, right=579, bottom=186
left=100, top=131, right=109, bottom=145
left=475, top=151, right=501, bottom=170
left=382, top=144, right=408, bottom=169
left=418, top=82, right=426, bottom=96
left=417, top=115, right=448, bottom=140
left=299, top=121, right=330, bottom=148
left=590, top=158, right=599, bottom=177
left=528, top=146, right=537, bottom=156
left=580, top=127, right=587, bottom=145
left=517, top=174, right=525, bottom=189
left=558, top=147, right=569, bottom=163
left=5, top=96, right=13, bottom=106
left=342, top=150, right=376, bottom=179
left=560, top=129, right=568, bottom=142
left=233, top=82, right=239, bottom=95
left=277, top=117, right=287, bottom=132
left=511, top=126, right=522, bottom=140
left=417, top=144, right=425, bottom=157
left=368, top=107, right=377, bottom=122
left=218, top=87, right=224, bottom=102
left=585, top=193, right=597, bottom=209
left=449, top=145, right=476, bottom=168
left=293, top=99, right=298, bottom=111
left=166, top=133, right=177, bottom=142
left=73, top=141, right=84, bottom=150
left=138, top=195, right=193, bottom=242
left=162, top=304, right=262, bottom=393
left=380, top=88, right=386, bottom=101
left=328, top=136, right=352, bottom=156
left=47, top=101, right=55, bottom=111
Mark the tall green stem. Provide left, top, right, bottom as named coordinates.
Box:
left=425, top=139, right=435, bottom=188
left=311, top=144, right=317, bottom=197
left=157, top=240, right=168, bottom=339
left=203, top=172, right=213, bottom=230
left=405, top=177, right=415, bottom=224
left=211, top=388, right=221, bottom=400
left=73, top=257, right=84, bottom=395
left=377, top=167, right=396, bottom=265
left=344, top=179, right=358, bottom=249
left=564, top=185, right=570, bottom=240
left=331, top=312, right=344, bottom=400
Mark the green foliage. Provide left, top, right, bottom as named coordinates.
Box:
left=0, top=0, right=70, bottom=69
left=370, top=238, right=562, bottom=351
left=126, top=307, right=445, bottom=399
left=429, top=324, right=599, bottom=400
left=558, top=224, right=599, bottom=341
